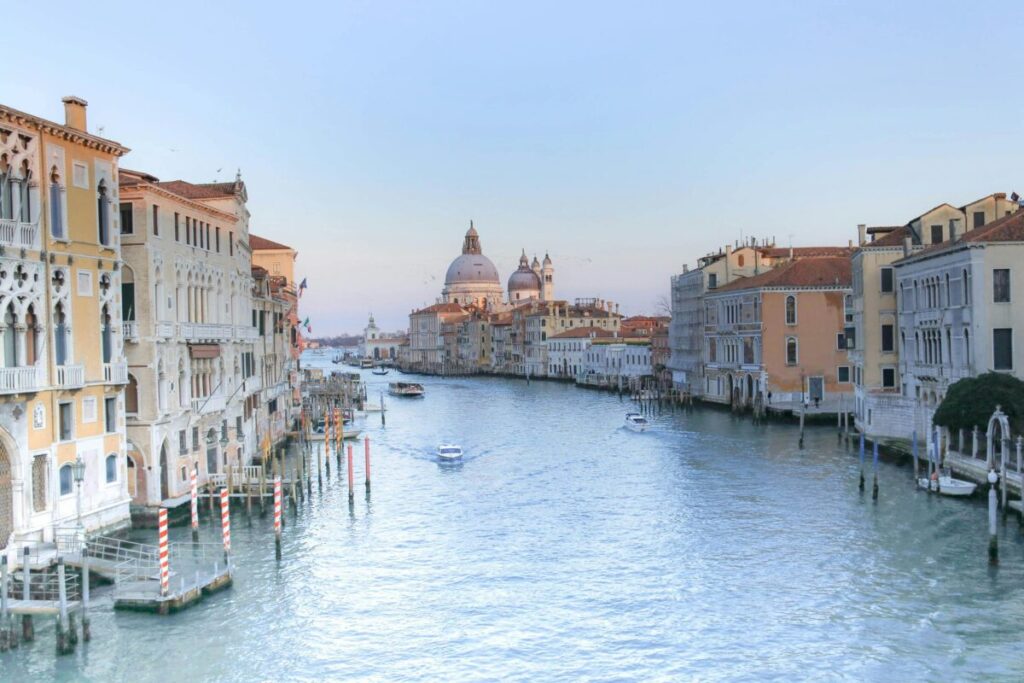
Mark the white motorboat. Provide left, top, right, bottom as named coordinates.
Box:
left=917, top=470, right=977, bottom=497
left=389, top=382, right=425, bottom=397
left=372, top=368, right=389, bottom=376
left=437, top=444, right=463, bottom=461
left=624, top=412, right=649, bottom=432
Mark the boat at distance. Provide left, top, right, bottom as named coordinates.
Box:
left=360, top=358, right=374, bottom=369
left=372, top=367, right=389, bottom=376
left=389, top=382, right=425, bottom=397
left=917, top=469, right=977, bottom=496
left=624, top=412, right=649, bottom=431
left=437, top=444, right=463, bottom=461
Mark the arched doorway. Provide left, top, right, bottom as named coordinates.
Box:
left=726, top=374, right=734, bottom=402
left=159, top=442, right=169, bottom=501
left=746, top=375, right=754, bottom=404
left=0, top=440, right=11, bottom=550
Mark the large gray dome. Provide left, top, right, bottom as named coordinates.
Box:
left=508, top=268, right=541, bottom=292
left=445, top=253, right=500, bottom=286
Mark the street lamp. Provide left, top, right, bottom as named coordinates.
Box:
left=71, top=454, right=86, bottom=531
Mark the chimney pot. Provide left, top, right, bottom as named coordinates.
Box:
left=62, top=96, right=88, bottom=132
left=903, top=235, right=912, bottom=257
left=857, top=224, right=867, bottom=246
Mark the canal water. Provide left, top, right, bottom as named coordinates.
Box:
left=5, top=354, right=1024, bottom=681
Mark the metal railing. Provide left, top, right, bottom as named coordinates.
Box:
left=113, top=542, right=229, bottom=601
left=5, top=563, right=81, bottom=603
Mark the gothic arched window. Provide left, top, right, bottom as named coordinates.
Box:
left=785, top=295, right=797, bottom=325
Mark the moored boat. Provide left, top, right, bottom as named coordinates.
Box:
left=372, top=367, right=389, bottom=376
left=437, top=444, right=463, bottom=461
left=917, top=470, right=977, bottom=497
left=389, top=382, right=425, bottom=397
left=624, top=412, right=649, bottom=432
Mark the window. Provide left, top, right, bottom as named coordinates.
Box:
left=236, top=416, right=243, bottom=435
left=174, top=212, right=180, bottom=241
left=785, top=337, right=798, bottom=365
left=58, top=401, right=73, bottom=441
left=119, top=202, right=134, bottom=234
left=836, top=333, right=846, bottom=350
left=82, top=397, right=97, bottom=423
left=32, top=454, right=48, bottom=512
left=785, top=295, right=797, bottom=325
left=708, top=273, right=718, bottom=289
left=179, top=429, right=187, bottom=455
left=152, top=205, right=159, bottom=236
left=882, top=367, right=896, bottom=388
left=930, top=224, right=943, bottom=244
left=229, top=231, right=234, bottom=256
left=192, top=426, right=199, bottom=451
left=844, top=325, right=856, bottom=350
left=993, top=269, right=1010, bottom=303
left=50, top=168, right=65, bottom=239
left=59, top=464, right=73, bottom=496
left=77, top=270, right=93, bottom=296
left=881, top=324, right=894, bottom=352
left=186, top=217, right=191, bottom=245
left=838, top=366, right=850, bottom=383
left=973, top=211, right=985, bottom=229
left=994, top=328, right=1013, bottom=370
left=737, top=254, right=745, bottom=267
left=72, top=162, right=88, bottom=188
left=880, top=267, right=893, bottom=293
left=215, top=226, right=220, bottom=252
left=104, top=397, right=117, bottom=433
left=97, top=179, right=110, bottom=246
left=105, top=454, right=117, bottom=483
left=126, top=374, right=139, bottom=414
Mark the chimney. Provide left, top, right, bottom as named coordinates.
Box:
left=848, top=239, right=853, bottom=249
left=62, top=96, right=88, bottom=132
left=950, top=217, right=963, bottom=242
left=683, top=264, right=689, bottom=273
left=903, top=235, right=912, bottom=257
left=857, top=224, right=866, bottom=246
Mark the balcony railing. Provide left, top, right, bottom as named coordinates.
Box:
left=55, top=364, right=85, bottom=389
left=122, top=321, right=139, bottom=342
left=179, top=322, right=232, bottom=342
left=0, top=366, right=45, bottom=394
left=0, top=218, right=40, bottom=250
left=235, top=326, right=259, bottom=341
left=192, top=393, right=226, bottom=415
left=156, top=321, right=175, bottom=338
left=103, top=361, right=129, bottom=384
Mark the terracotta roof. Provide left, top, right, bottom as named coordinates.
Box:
left=757, top=246, right=854, bottom=258
left=154, top=180, right=239, bottom=199
left=549, top=328, right=617, bottom=340
left=714, top=256, right=852, bottom=292
left=249, top=234, right=293, bottom=251
left=897, top=210, right=1024, bottom=263
left=412, top=302, right=465, bottom=315
left=118, top=168, right=159, bottom=187
left=251, top=265, right=268, bottom=277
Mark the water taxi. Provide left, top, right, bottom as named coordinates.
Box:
left=389, top=382, right=425, bottom=397
left=624, top=412, right=649, bottom=432
left=437, top=444, right=463, bottom=461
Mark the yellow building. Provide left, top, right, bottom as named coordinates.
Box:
left=1, top=96, right=131, bottom=551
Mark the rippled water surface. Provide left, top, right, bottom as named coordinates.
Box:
left=5, top=356, right=1024, bottom=681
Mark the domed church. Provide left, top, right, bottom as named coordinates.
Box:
left=441, top=223, right=554, bottom=308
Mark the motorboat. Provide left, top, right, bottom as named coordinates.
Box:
left=624, top=412, right=649, bottom=432
left=389, top=382, right=425, bottom=397
left=372, top=367, right=389, bottom=376
left=917, top=469, right=977, bottom=497
left=437, top=444, right=463, bottom=461
left=360, top=358, right=374, bottom=369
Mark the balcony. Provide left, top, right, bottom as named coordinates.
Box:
left=156, top=321, right=175, bottom=338
left=0, top=218, right=40, bottom=250
left=192, top=393, right=226, bottom=415
left=0, top=366, right=45, bottom=394
left=179, top=322, right=232, bottom=342
left=55, top=364, right=85, bottom=389
left=235, top=325, right=259, bottom=341
left=243, top=375, right=262, bottom=393
left=103, top=361, right=129, bottom=384
left=122, top=321, right=139, bottom=342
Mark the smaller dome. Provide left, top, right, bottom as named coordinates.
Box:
left=531, top=255, right=541, bottom=269
left=543, top=252, right=552, bottom=266
left=508, top=269, right=541, bottom=292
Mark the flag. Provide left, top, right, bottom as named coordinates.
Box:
left=299, top=277, right=308, bottom=297
left=302, top=316, right=310, bottom=327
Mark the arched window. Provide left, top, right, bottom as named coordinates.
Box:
left=50, top=166, right=65, bottom=239
left=54, top=301, right=68, bottom=366
left=737, top=254, right=745, bottom=267
left=964, top=327, right=971, bottom=366
left=785, top=337, right=798, bottom=365
left=100, top=304, right=112, bottom=363
left=944, top=273, right=950, bottom=306
left=962, top=269, right=970, bottom=305
left=105, top=454, right=118, bottom=483
left=126, top=373, right=139, bottom=415
left=59, top=464, right=73, bottom=496
left=785, top=295, right=797, bottom=325
left=0, top=156, right=11, bottom=220
left=97, top=179, right=110, bottom=246
left=2, top=303, right=16, bottom=368
left=18, top=159, right=32, bottom=222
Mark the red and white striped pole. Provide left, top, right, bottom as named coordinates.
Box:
left=157, top=508, right=169, bottom=597
left=190, top=467, right=199, bottom=542
left=335, top=408, right=343, bottom=466
left=273, top=476, right=282, bottom=560
left=364, top=436, right=371, bottom=491
left=347, top=443, right=354, bottom=503
left=220, top=488, right=231, bottom=560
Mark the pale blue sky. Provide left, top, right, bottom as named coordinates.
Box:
left=4, top=1, right=1022, bottom=334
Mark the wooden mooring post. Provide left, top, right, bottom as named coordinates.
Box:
left=988, top=469, right=999, bottom=565
left=365, top=436, right=372, bottom=492
left=347, top=443, right=355, bottom=505
left=858, top=433, right=865, bottom=491
left=798, top=405, right=805, bottom=449
left=317, top=441, right=324, bottom=488
left=872, top=440, right=879, bottom=501
left=81, top=548, right=91, bottom=642
left=1, top=554, right=10, bottom=652
left=912, top=431, right=919, bottom=482
left=191, top=467, right=200, bottom=542
left=21, top=546, right=33, bottom=641
left=55, top=558, right=71, bottom=655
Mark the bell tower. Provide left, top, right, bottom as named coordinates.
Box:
left=542, top=252, right=554, bottom=301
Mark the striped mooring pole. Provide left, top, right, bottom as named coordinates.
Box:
left=158, top=508, right=170, bottom=597
left=347, top=443, right=354, bottom=504
left=220, top=488, right=231, bottom=561
left=273, top=476, right=282, bottom=560
left=190, top=467, right=199, bottom=542
left=336, top=408, right=343, bottom=467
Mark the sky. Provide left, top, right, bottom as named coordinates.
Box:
left=4, top=1, right=1022, bottom=334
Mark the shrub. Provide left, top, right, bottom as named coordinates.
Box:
left=933, top=372, right=1024, bottom=434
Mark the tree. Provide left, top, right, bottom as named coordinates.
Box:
left=933, top=372, right=1024, bottom=434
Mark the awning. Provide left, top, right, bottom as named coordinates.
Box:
left=189, top=344, right=221, bottom=359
